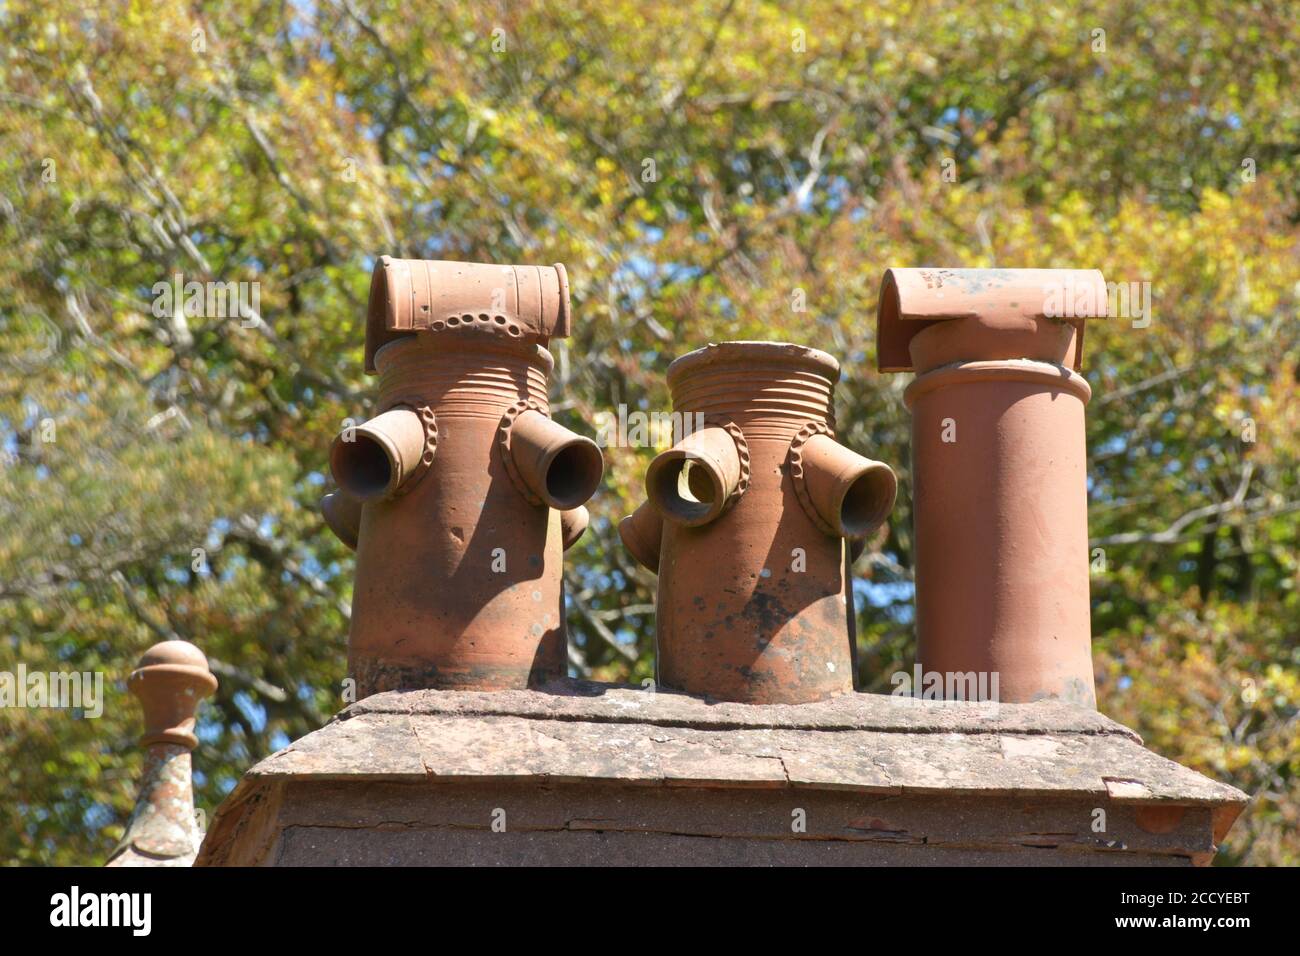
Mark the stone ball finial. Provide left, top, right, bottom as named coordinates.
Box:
left=127, top=640, right=218, bottom=749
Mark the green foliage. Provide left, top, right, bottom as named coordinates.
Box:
left=1, top=0, right=1296, bottom=864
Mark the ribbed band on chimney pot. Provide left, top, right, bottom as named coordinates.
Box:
left=665, top=341, right=838, bottom=439
left=375, top=333, right=552, bottom=417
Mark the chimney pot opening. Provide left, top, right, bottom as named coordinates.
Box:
left=333, top=433, right=394, bottom=500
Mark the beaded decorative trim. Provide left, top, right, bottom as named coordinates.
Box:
left=787, top=420, right=840, bottom=538
left=377, top=397, right=438, bottom=496
left=701, top=414, right=751, bottom=515
left=428, top=311, right=527, bottom=340
left=497, top=398, right=549, bottom=506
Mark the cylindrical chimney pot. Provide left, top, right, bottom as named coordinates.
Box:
left=878, top=267, right=1105, bottom=707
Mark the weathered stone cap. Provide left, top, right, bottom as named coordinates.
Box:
left=218, top=681, right=1239, bottom=801
left=198, top=680, right=1246, bottom=866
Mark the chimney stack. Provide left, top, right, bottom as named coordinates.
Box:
left=622, top=342, right=896, bottom=704
left=196, top=263, right=1249, bottom=870
left=325, top=258, right=603, bottom=696
left=877, top=267, right=1106, bottom=706
left=106, top=640, right=216, bottom=867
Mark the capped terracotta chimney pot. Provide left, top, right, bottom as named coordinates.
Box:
left=326, top=257, right=603, bottom=696
left=106, top=640, right=217, bottom=867
left=878, top=267, right=1106, bottom=707
left=623, top=341, right=897, bottom=704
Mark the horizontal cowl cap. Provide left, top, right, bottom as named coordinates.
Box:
left=877, top=267, right=1107, bottom=373
left=364, top=256, right=571, bottom=372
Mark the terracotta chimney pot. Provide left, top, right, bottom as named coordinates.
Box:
left=330, top=258, right=602, bottom=696
left=878, top=267, right=1106, bottom=707
left=625, top=341, right=896, bottom=705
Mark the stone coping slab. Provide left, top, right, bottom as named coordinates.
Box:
left=197, top=681, right=1248, bottom=866
left=240, top=681, right=1243, bottom=807
left=344, top=679, right=1140, bottom=737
